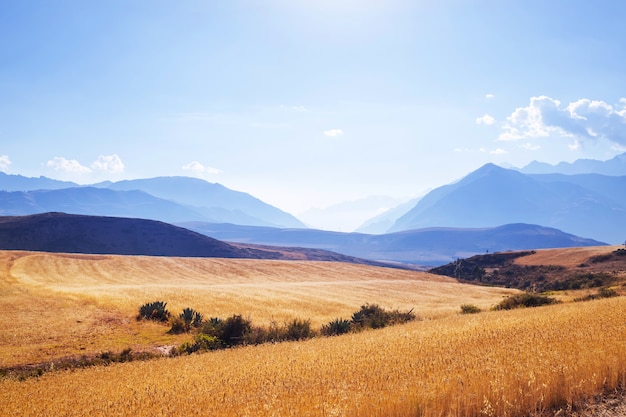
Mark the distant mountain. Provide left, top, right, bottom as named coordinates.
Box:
left=95, top=176, right=306, bottom=228
left=0, top=173, right=306, bottom=228
left=0, top=212, right=388, bottom=266
left=0, top=187, right=209, bottom=223
left=519, top=152, right=626, bottom=175
left=389, top=163, right=626, bottom=243
left=355, top=197, right=420, bottom=234
left=180, top=221, right=604, bottom=267
left=0, top=172, right=78, bottom=191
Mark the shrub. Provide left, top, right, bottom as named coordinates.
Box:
left=493, top=292, right=559, bottom=310
left=137, top=301, right=170, bottom=322
left=285, top=319, right=314, bottom=341
left=351, top=304, right=416, bottom=330
left=321, top=318, right=351, bottom=336
left=180, top=308, right=204, bottom=329
left=460, top=304, right=482, bottom=314
left=217, top=315, right=251, bottom=347
left=574, top=287, right=619, bottom=302
left=385, top=308, right=416, bottom=325
left=168, top=317, right=189, bottom=334
left=352, top=304, right=388, bottom=329
left=177, top=334, right=222, bottom=355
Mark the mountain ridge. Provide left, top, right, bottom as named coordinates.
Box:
left=388, top=164, right=626, bottom=243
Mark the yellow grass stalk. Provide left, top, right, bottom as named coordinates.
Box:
left=1, top=297, right=624, bottom=417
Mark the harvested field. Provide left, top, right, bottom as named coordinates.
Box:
left=0, top=250, right=517, bottom=367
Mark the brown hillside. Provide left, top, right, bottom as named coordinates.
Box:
left=429, top=245, right=626, bottom=293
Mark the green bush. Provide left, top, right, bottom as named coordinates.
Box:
left=351, top=304, right=388, bottom=329
left=137, top=301, right=170, bottom=322
left=321, top=318, right=351, bottom=336
left=285, top=319, right=314, bottom=341
left=493, top=293, right=559, bottom=310
left=217, top=315, right=251, bottom=347
left=351, top=304, right=416, bottom=329
left=177, top=334, right=222, bottom=355
left=460, top=304, right=482, bottom=314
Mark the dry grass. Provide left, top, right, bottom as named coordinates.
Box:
left=0, top=250, right=517, bottom=367
left=514, top=246, right=621, bottom=268
left=1, top=297, right=624, bottom=417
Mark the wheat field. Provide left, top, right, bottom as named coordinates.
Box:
left=2, top=249, right=624, bottom=416
left=1, top=297, right=624, bottom=417
left=0, top=250, right=517, bottom=367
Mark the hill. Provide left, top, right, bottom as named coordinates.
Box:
left=389, top=163, right=626, bottom=243
left=0, top=173, right=306, bottom=228
left=0, top=212, right=394, bottom=266
left=429, top=245, right=626, bottom=292
left=180, top=221, right=604, bottom=266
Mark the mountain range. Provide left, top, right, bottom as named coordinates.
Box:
left=388, top=163, right=626, bottom=244
left=0, top=173, right=305, bottom=228
left=519, top=152, right=626, bottom=175
left=181, top=221, right=604, bottom=266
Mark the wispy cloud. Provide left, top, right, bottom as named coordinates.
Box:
left=280, top=105, right=308, bottom=112
left=521, top=143, right=541, bottom=151
left=485, top=93, right=495, bottom=99
left=0, top=155, right=11, bottom=172
left=182, top=161, right=222, bottom=176
left=91, top=154, right=124, bottom=173
left=323, top=129, right=344, bottom=137
left=498, top=96, right=626, bottom=146
left=46, top=157, right=91, bottom=174
left=475, top=114, right=495, bottom=126
left=490, top=148, right=508, bottom=155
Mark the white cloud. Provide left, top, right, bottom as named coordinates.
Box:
left=490, top=148, right=508, bottom=155
left=475, top=114, right=495, bottom=126
left=485, top=93, right=495, bottom=99
left=521, top=143, right=541, bottom=151
left=91, top=154, right=124, bottom=174
left=182, top=161, right=222, bottom=176
left=323, top=129, right=344, bottom=137
left=46, top=157, right=91, bottom=174
left=568, top=139, right=581, bottom=151
left=280, top=105, right=307, bottom=112
left=0, top=155, right=11, bottom=172
left=499, top=96, right=626, bottom=146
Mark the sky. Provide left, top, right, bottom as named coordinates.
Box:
left=1, top=0, right=626, bottom=228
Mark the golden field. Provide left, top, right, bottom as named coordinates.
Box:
left=1, top=297, right=624, bottom=417
left=0, top=250, right=516, bottom=367
left=1, top=248, right=625, bottom=416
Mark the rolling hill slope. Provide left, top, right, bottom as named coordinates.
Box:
left=0, top=212, right=391, bottom=266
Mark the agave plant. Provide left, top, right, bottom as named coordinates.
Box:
left=180, top=307, right=204, bottom=328
left=137, top=301, right=170, bottom=322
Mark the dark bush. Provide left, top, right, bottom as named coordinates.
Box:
left=460, top=304, right=482, bottom=314
left=352, top=304, right=388, bottom=329
left=285, top=319, right=314, bottom=341
left=321, top=318, right=351, bottom=336
left=137, top=301, right=170, bottom=322
left=351, top=304, right=416, bottom=329
left=493, top=293, right=559, bottom=310
left=218, top=315, right=251, bottom=347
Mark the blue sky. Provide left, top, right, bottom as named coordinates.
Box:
left=1, top=0, right=626, bottom=220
